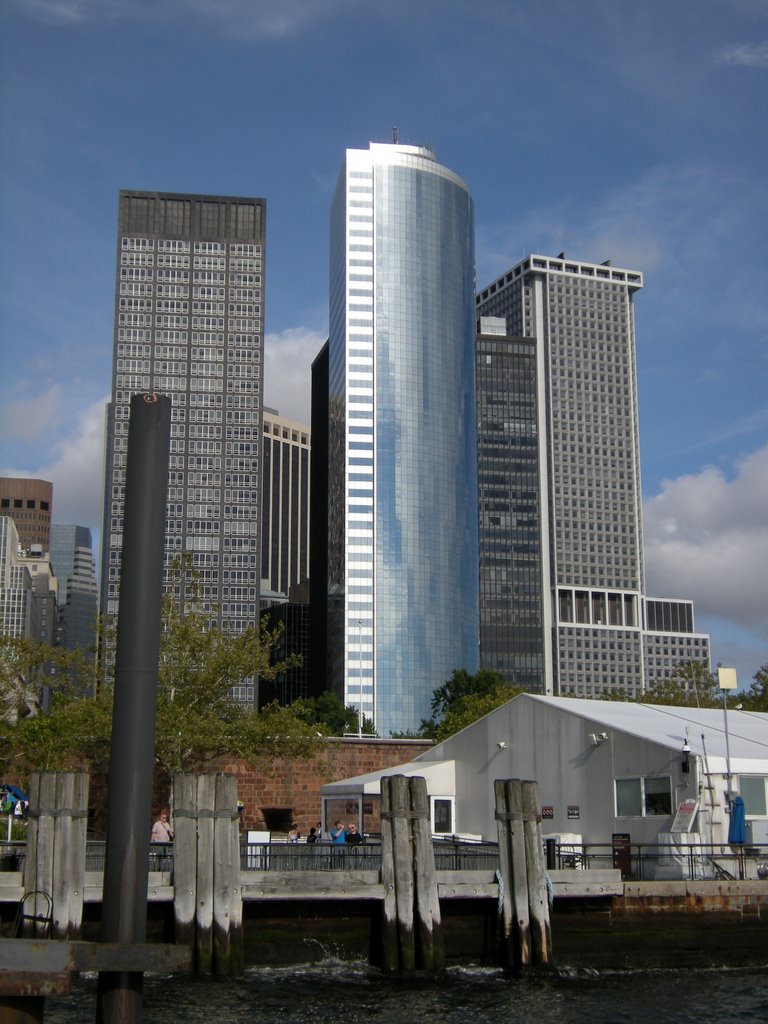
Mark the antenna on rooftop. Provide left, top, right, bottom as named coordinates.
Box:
left=392, top=126, right=399, bottom=144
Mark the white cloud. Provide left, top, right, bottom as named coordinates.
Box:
left=1, top=397, right=108, bottom=538
left=643, top=444, right=768, bottom=641
left=715, top=41, right=768, bottom=67
left=0, top=384, right=66, bottom=443
left=264, top=327, right=325, bottom=425
left=18, top=0, right=87, bottom=23
left=16, top=0, right=356, bottom=37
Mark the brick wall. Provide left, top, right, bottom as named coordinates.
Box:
left=210, top=737, right=431, bottom=834
left=5, top=738, right=432, bottom=837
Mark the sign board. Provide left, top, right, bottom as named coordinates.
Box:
left=567, top=805, right=580, bottom=820
left=247, top=830, right=271, bottom=844
left=612, top=832, right=632, bottom=877
left=670, top=799, right=699, bottom=834
left=541, top=806, right=554, bottom=820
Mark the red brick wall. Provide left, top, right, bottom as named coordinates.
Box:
left=210, top=737, right=431, bottom=834
left=6, top=738, right=431, bottom=837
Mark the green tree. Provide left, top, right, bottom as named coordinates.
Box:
left=433, top=687, right=521, bottom=742
left=2, top=560, right=321, bottom=779
left=740, top=664, right=768, bottom=711
left=298, top=691, right=376, bottom=736
left=0, top=632, right=96, bottom=722
left=638, top=661, right=749, bottom=709
left=420, top=668, right=521, bottom=739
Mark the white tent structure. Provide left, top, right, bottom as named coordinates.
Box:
left=321, top=695, right=768, bottom=857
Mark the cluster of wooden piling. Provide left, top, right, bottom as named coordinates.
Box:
left=494, top=778, right=552, bottom=970
left=7, top=770, right=553, bottom=983
left=380, top=774, right=443, bottom=973
left=173, top=773, right=243, bottom=976
left=21, top=773, right=89, bottom=940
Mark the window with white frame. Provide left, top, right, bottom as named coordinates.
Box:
left=431, top=797, right=454, bottom=834
left=740, top=776, right=768, bottom=816
left=615, top=776, right=672, bottom=817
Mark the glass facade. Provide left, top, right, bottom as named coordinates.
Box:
left=328, top=143, right=478, bottom=737
left=476, top=324, right=544, bottom=690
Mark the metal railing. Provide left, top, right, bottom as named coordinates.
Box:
left=3, top=837, right=765, bottom=882
left=241, top=841, right=382, bottom=871
left=544, top=840, right=768, bottom=881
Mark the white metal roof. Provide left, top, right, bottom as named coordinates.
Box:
left=320, top=759, right=456, bottom=797
left=525, top=695, right=768, bottom=771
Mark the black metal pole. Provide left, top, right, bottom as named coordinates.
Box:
left=97, top=394, right=171, bottom=1024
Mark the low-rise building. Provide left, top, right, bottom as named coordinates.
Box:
left=321, top=695, right=768, bottom=868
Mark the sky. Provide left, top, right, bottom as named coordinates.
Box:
left=1, top=0, right=766, bottom=688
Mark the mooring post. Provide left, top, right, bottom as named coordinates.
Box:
left=409, top=776, right=444, bottom=972
left=195, top=774, right=216, bottom=976
left=96, top=393, right=171, bottom=1024
left=507, top=779, right=531, bottom=969
left=379, top=776, right=399, bottom=972
left=521, top=780, right=552, bottom=966
left=494, top=779, right=515, bottom=966
left=21, top=773, right=55, bottom=938
left=51, top=773, right=89, bottom=938
left=172, top=774, right=198, bottom=953
left=212, top=774, right=242, bottom=976
left=390, top=775, right=415, bottom=971
left=494, top=779, right=532, bottom=970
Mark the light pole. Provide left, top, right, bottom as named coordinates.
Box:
left=718, top=666, right=738, bottom=806
left=358, top=619, right=363, bottom=737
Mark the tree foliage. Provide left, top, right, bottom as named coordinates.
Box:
left=0, top=633, right=96, bottom=721
left=419, top=668, right=521, bottom=741
left=297, top=691, right=376, bottom=736
left=740, top=664, right=768, bottom=711
left=1, top=559, right=322, bottom=779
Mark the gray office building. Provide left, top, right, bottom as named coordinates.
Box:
left=476, top=319, right=544, bottom=691
left=50, top=525, right=98, bottom=656
left=261, top=408, right=310, bottom=598
left=476, top=255, right=709, bottom=696
left=101, top=191, right=266, bottom=702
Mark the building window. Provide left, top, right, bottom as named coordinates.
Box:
left=615, top=776, right=672, bottom=817
left=431, top=798, right=454, bottom=834
left=740, top=776, right=768, bottom=817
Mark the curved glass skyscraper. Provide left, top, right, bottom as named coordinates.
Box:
left=327, top=142, right=478, bottom=737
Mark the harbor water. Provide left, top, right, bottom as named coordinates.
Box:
left=45, top=961, right=768, bottom=1024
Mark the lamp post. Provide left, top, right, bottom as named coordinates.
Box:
left=718, top=667, right=738, bottom=806
left=358, top=618, right=363, bottom=738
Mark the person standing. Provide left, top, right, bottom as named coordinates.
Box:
left=151, top=808, right=174, bottom=843
left=345, top=823, right=363, bottom=845
left=330, top=820, right=347, bottom=844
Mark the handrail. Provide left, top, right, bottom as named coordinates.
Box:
left=2, top=837, right=765, bottom=880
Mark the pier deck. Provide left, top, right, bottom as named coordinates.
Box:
left=4, top=869, right=767, bottom=908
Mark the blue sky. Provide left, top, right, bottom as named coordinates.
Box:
left=1, top=0, right=766, bottom=687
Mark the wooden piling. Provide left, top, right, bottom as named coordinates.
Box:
left=378, top=775, right=445, bottom=973
left=493, top=779, right=514, bottom=966
left=508, top=779, right=531, bottom=967
left=172, top=774, right=198, bottom=951
left=379, top=776, right=400, bottom=972
left=212, top=774, right=242, bottom=976
left=409, top=775, right=444, bottom=972
left=494, top=779, right=532, bottom=970
left=521, top=780, right=552, bottom=967
left=172, top=772, right=243, bottom=976
left=52, top=773, right=88, bottom=939
left=195, top=774, right=216, bottom=975
left=390, top=775, right=416, bottom=970
left=21, top=772, right=88, bottom=940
